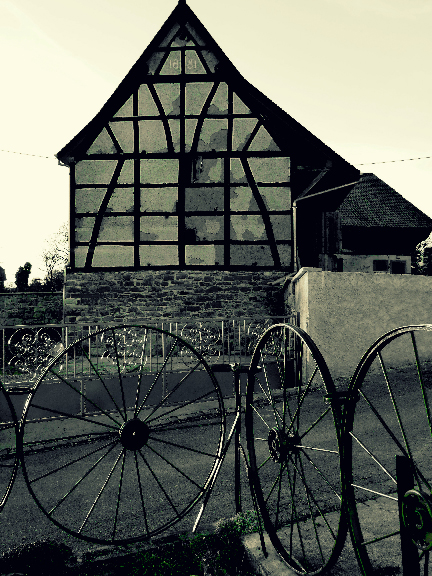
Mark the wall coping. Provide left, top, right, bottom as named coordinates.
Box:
left=291, top=267, right=323, bottom=285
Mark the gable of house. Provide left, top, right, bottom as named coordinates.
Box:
left=57, top=0, right=359, bottom=272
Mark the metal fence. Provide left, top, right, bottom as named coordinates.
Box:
left=0, top=316, right=295, bottom=388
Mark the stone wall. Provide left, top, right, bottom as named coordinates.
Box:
left=0, top=292, right=63, bottom=326
left=64, top=270, right=288, bottom=323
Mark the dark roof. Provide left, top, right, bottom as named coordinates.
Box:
left=56, top=0, right=359, bottom=194
left=340, top=173, right=432, bottom=228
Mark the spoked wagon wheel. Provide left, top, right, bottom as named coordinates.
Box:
left=0, top=381, right=19, bottom=510
left=245, top=323, right=346, bottom=575
left=343, top=324, right=432, bottom=575
left=19, top=325, right=225, bottom=544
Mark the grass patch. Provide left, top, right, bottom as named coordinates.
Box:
left=0, top=513, right=262, bottom=575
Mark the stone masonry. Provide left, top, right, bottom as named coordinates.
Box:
left=64, top=270, right=288, bottom=323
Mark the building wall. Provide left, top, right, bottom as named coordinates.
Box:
left=338, top=253, right=411, bottom=273
left=286, top=268, right=432, bottom=381
left=64, top=269, right=287, bottom=323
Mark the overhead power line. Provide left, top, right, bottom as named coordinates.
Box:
left=356, top=155, right=431, bottom=166
left=0, top=148, right=431, bottom=165
left=0, top=149, right=52, bottom=159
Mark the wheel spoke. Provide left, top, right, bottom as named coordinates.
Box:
left=145, top=388, right=217, bottom=427
left=264, top=461, right=287, bottom=505
left=136, top=340, right=180, bottom=413
left=274, top=461, right=284, bottom=528
left=349, top=431, right=397, bottom=484
left=145, top=443, right=204, bottom=490
left=300, top=449, right=341, bottom=500
left=250, top=402, right=271, bottom=430
left=29, top=438, right=118, bottom=484
left=148, top=435, right=222, bottom=460
left=379, top=352, right=415, bottom=468
left=412, top=332, right=432, bottom=439
left=133, top=330, right=149, bottom=418
left=290, top=453, right=337, bottom=540
left=300, top=406, right=331, bottom=439
left=137, top=449, right=179, bottom=518
left=257, top=454, right=273, bottom=471
left=110, top=328, right=128, bottom=421
left=287, top=454, right=308, bottom=568
left=139, top=361, right=202, bottom=421
left=286, top=365, right=318, bottom=437
left=78, top=448, right=125, bottom=534
left=80, top=348, right=127, bottom=422
left=25, top=403, right=121, bottom=431
left=261, top=363, right=284, bottom=426
left=47, top=369, right=123, bottom=427
left=112, top=450, right=126, bottom=540
left=351, top=484, right=398, bottom=500
left=47, top=442, right=119, bottom=515
left=298, top=452, right=325, bottom=564
left=134, top=450, right=149, bottom=536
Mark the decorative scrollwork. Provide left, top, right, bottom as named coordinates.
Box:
left=6, top=327, right=63, bottom=380
left=100, top=327, right=153, bottom=374
left=179, top=323, right=222, bottom=359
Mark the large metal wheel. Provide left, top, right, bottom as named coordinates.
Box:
left=19, top=325, right=225, bottom=544
left=245, top=323, right=346, bottom=574
left=0, top=381, right=19, bottom=510
left=343, top=325, right=432, bottom=575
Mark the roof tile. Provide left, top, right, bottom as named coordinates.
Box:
left=340, top=173, right=432, bottom=228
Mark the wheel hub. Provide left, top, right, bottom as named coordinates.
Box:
left=402, top=489, right=432, bottom=550
left=268, top=428, right=300, bottom=463
left=119, top=418, right=149, bottom=451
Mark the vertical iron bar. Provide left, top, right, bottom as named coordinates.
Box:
left=396, top=454, right=420, bottom=576
left=1, top=328, right=4, bottom=386
left=222, top=320, right=225, bottom=364
left=234, top=366, right=242, bottom=514
left=162, top=328, right=166, bottom=400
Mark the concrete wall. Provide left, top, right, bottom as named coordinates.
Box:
left=286, top=268, right=432, bottom=382
left=64, top=269, right=287, bottom=323
left=0, top=292, right=63, bottom=326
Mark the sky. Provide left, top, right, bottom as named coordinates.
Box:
left=1, top=0, right=431, bottom=286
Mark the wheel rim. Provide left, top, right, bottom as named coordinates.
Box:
left=19, top=324, right=225, bottom=544
left=0, top=381, right=19, bottom=510
left=245, top=323, right=346, bottom=575
left=343, top=324, right=432, bottom=575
